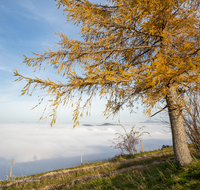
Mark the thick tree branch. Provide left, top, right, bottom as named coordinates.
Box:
left=150, top=105, right=168, bottom=118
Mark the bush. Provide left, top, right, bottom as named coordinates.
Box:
left=109, top=123, right=151, bottom=155
left=181, top=88, right=200, bottom=152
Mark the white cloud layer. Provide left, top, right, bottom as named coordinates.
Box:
left=0, top=122, right=172, bottom=163
left=0, top=121, right=174, bottom=181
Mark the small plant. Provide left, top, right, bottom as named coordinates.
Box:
left=109, top=122, right=151, bottom=156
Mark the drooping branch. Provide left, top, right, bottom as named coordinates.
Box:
left=150, top=105, right=168, bottom=118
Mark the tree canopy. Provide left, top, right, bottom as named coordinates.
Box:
left=14, top=0, right=200, bottom=128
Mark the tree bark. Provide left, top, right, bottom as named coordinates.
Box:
left=166, top=84, right=193, bottom=167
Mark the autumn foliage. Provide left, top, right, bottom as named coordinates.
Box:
left=14, top=0, right=200, bottom=130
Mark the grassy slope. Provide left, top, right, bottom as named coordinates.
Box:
left=0, top=143, right=199, bottom=190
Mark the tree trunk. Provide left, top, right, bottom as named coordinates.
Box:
left=166, top=84, right=193, bottom=167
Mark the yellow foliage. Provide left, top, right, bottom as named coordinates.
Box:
left=13, top=0, right=200, bottom=128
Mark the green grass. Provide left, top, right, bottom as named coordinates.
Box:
left=68, top=144, right=200, bottom=190
left=0, top=143, right=199, bottom=190
left=69, top=154, right=200, bottom=190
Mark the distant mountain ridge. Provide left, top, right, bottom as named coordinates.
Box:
left=99, top=123, right=121, bottom=126
left=139, top=120, right=163, bottom=123
left=82, top=123, right=122, bottom=126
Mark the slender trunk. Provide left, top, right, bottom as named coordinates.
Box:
left=166, top=84, right=193, bottom=166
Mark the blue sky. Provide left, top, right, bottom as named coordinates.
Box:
left=0, top=0, right=171, bottom=125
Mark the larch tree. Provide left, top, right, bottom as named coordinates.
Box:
left=13, top=0, right=200, bottom=167
left=160, top=82, right=200, bottom=152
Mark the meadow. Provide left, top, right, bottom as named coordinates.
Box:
left=0, top=143, right=199, bottom=190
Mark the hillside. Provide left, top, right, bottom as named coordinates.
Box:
left=0, top=144, right=199, bottom=190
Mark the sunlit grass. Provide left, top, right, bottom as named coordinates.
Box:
left=0, top=143, right=199, bottom=190
left=69, top=148, right=200, bottom=190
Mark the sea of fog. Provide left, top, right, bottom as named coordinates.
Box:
left=0, top=122, right=174, bottom=181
